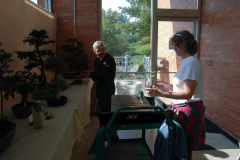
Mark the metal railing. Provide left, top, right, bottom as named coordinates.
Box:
left=114, top=55, right=150, bottom=72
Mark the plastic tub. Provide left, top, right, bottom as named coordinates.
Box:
left=116, top=80, right=142, bottom=95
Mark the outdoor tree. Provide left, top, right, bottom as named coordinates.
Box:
left=102, top=8, right=129, bottom=56
left=119, top=0, right=151, bottom=56
left=102, top=0, right=151, bottom=56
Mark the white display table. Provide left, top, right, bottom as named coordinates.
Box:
left=0, top=78, right=93, bottom=160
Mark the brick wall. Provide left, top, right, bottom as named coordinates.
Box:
left=201, top=0, right=240, bottom=139
left=52, top=0, right=98, bottom=114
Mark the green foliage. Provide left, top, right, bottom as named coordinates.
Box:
left=116, top=73, right=132, bottom=79
left=15, top=29, right=55, bottom=86
left=68, top=59, right=89, bottom=74
left=22, top=30, right=55, bottom=47
left=46, top=79, right=69, bottom=97
left=135, top=74, right=145, bottom=79
left=0, top=43, right=14, bottom=122
left=146, top=84, right=155, bottom=88
left=33, top=103, right=54, bottom=120
left=150, top=71, right=157, bottom=80
left=0, top=46, right=14, bottom=98
left=129, top=58, right=145, bottom=68
left=119, top=0, right=151, bottom=56
left=102, top=0, right=151, bottom=56
left=11, top=70, right=39, bottom=105
left=102, top=9, right=129, bottom=56
left=61, top=38, right=89, bottom=73
left=2, top=75, right=15, bottom=101
left=45, top=56, right=67, bottom=80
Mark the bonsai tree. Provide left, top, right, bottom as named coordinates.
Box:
left=61, top=38, right=90, bottom=78
left=15, top=29, right=55, bottom=88
left=45, top=56, right=69, bottom=106
left=10, top=70, right=39, bottom=118
left=0, top=42, right=14, bottom=123
left=0, top=42, right=16, bottom=152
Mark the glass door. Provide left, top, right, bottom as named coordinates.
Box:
left=150, top=0, right=202, bottom=85
left=157, top=20, right=195, bottom=85
left=101, top=0, right=152, bottom=95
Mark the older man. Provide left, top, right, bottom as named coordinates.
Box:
left=76, top=41, right=118, bottom=139
left=75, top=41, right=116, bottom=98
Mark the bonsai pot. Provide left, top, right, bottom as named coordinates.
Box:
left=0, top=120, right=16, bottom=152
left=47, top=96, right=68, bottom=107
left=11, top=102, right=36, bottom=118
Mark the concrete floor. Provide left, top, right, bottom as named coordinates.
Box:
left=78, top=116, right=240, bottom=160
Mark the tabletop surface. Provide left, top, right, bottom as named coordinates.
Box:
left=0, top=78, right=94, bottom=160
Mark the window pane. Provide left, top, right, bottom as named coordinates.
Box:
left=158, top=0, right=197, bottom=10
left=30, top=0, right=52, bottom=12
left=157, top=21, right=194, bottom=84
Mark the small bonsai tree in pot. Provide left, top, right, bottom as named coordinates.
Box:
left=11, top=70, right=39, bottom=118
left=45, top=56, right=69, bottom=107
left=0, top=42, right=16, bottom=152
left=15, top=29, right=55, bottom=99
left=31, top=102, right=55, bottom=129
left=61, top=38, right=90, bottom=82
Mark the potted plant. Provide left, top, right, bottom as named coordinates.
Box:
left=61, top=38, right=90, bottom=82
left=0, top=42, right=16, bottom=152
left=31, top=102, right=54, bottom=129
left=15, top=29, right=55, bottom=99
left=11, top=70, right=39, bottom=118
left=45, top=56, right=69, bottom=107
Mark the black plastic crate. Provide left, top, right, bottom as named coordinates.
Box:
left=94, top=96, right=171, bottom=125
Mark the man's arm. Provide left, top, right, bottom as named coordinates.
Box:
left=90, top=55, right=116, bottom=81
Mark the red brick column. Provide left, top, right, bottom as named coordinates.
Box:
left=52, top=0, right=98, bottom=114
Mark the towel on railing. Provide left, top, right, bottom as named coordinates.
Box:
left=88, top=127, right=111, bottom=160
left=153, top=119, right=188, bottom=160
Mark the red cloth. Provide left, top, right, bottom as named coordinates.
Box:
left=170, top=101, right=206, bottom=160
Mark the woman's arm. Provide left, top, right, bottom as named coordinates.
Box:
left=153, top=81, right=173, bottom=91
left=147, top=79, right=198, bottom=99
